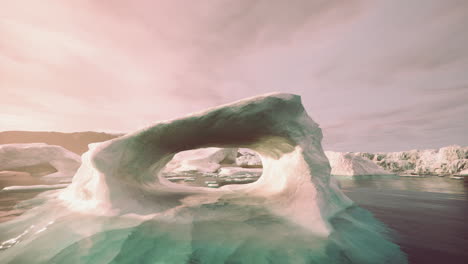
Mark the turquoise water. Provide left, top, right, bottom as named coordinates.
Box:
left=0, top=186, right=406, bottom=263
left=4, top=174, right=465, bottom=263
left=0, top=204, right=405, bottom=264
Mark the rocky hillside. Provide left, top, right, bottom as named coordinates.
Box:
left=0, top=131, right=121, bottom=154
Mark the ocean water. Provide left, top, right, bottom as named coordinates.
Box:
left=336, top=175, right=468, bottom=264
left=0, top=171, right=55, bottom=223
left=0, top=173, right=466, bottom=263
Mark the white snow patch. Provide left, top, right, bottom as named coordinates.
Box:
left=325, top=151, right=394, bottom=176
left=218, top=167, right=263, bottom=177
left=163, top=147, right=237, bottom=173
left=1, top=184, right=69, bottom=192
left=236, top=148, right=262, bottom=167
left=358, top=145, right=468, bottom=176
left=0, top=143, right=81, bottom=179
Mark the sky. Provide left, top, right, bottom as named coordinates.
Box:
left=1, top=0, right=468, bottom=152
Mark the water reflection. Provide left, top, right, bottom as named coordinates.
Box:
left=336, top=175, right=468, bottom=196
left=336, top=175, right=468, bottom=264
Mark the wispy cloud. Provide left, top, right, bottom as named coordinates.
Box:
left=1, top=0, right=467, bottom=151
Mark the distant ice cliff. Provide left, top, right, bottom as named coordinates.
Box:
left=355, top=145, right=468, bottom=176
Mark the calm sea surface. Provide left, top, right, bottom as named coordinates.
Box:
left=1, top=172, right=467, bottom=263
left=337, top=176, right=468, bottom=264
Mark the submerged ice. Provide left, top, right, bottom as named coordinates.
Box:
left=0, top=93, right=407, bottom=264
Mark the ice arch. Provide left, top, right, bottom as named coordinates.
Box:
left=61, top=93, right=350, bottom=235
left=1, top=93, right=407, bottom=264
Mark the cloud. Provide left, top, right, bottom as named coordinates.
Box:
left=322, top=90, right=468, bottom=152
left=1, top=0, right=467, bottom=151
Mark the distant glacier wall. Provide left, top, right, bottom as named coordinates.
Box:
left=351, top=146, right=468, bottom=176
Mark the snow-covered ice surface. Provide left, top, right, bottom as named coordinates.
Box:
left=236, top=148, right=262, bottom=167
left=0, top=143, right=81, bottom=179
left=0, top=93, right=406, bottom=263
left=357, top=145, right=468, bottom=176
left=163, top=147, right=237, bottom=173
left=1, top=184, right=69, bottom=193
left=218, top=167, right=263, bottom=177
left=325, top=151, right=394, bottom=176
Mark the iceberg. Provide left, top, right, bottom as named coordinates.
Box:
left=357, top=145, right=468, bottom=176
left=0, top=93, right=406, bottom=263
left=325, top=151, right=394, bottom=176
left=0, top=143, right=81, bottom=179
left=458, top=168, right=468, bottom=176
left=218, top=167, right=263, bottom=177
left=1, top=184, right=69, bottom=193
left=163, top=147, right=237, bottom=173
left=236, top=148, right=263, bottom=167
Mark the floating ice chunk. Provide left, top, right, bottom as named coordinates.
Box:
left=218, top=167, right=263, bottom=177
left=166, top=177, right=191, bottom=182
left=163, top=147, right=237, bottom=173
left=183, top=177, right=196, bottom=182
left=1, top=184, right=69, bottom=192
left=204, top=180, right=217, bottom=184
left=0, top=143, right=81, bottom=179
left=325, top=151, right=394, bottom=176
left=201, top=172, right=218, bottom=177
left=232, top=178, right=251, bottom=182
left=236, top=148, right=262, bottom=167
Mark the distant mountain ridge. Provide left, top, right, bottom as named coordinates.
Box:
left=0, top=131, right=122, bottom=154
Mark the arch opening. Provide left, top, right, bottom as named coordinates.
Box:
left=141, top=135, right=298, bottom=194
left=160, top=147, right=263, bottom=189
left=61, top=93, right=346, bottom=233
